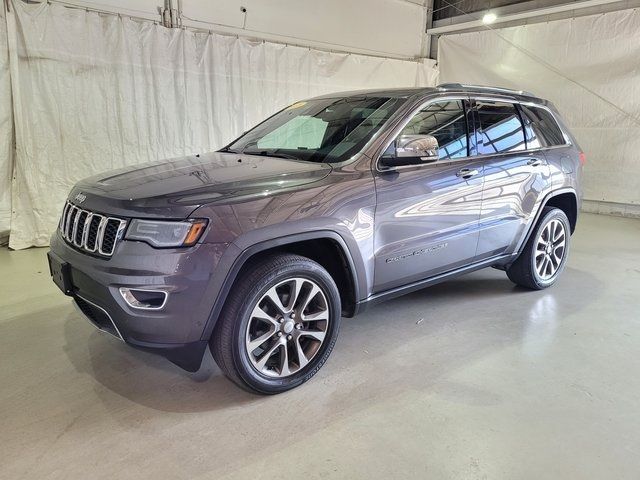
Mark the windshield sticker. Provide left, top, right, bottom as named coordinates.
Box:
left=286, top=101, right=307, bottom=110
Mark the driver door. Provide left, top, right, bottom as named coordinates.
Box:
left=372, top=98, right=485, bottom=293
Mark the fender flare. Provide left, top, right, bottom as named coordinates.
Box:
left=200, top=230, right=362, bottom=341
left=514, top=187, right=578, bottom=257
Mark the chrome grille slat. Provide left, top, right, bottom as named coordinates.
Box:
left=80, top=213, right=92, bottom=248
left=86, top=215, right=102, bottom=252
left=65, top=206, right=77, bottom=240
left=96, top=216, right=107, bottom=254
left=72, top=210, right=82, bottom=246
left=59, top=203, right=70, bottom=230
left=58, top=201, right=126, bottom=257
left=68, top=207, right=78, bottom=240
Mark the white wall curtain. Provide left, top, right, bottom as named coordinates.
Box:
left=6, top=0, right=438, bottom=249
left=438, top=9, right=640, bottom=208
left=0, top=4, right=12, bottom=237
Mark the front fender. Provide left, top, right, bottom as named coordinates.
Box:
left=198, top=229, right=367, bottom=341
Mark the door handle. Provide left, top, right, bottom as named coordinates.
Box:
left=456, top=168, right=479, bottom=179
left=527, top=158, right=542, bottom=167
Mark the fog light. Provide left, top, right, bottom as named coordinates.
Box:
left=119, top=288, right=168, bottom=310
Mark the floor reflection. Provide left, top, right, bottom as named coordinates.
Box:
left=522, top=293, right=559, bottom=357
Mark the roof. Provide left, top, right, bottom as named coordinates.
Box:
left=308, top=87, right=437, bottom=100
left=307, top=84, right=542, bottom=102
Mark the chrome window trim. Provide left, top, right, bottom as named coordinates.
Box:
left=375, top=94, right=572, bottom=173
left=472, top=95, right=572, bottom=148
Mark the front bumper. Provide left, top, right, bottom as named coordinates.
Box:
left=48, top=231, right=229, bottom=371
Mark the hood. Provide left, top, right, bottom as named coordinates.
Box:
left=70, top=152, right=332, bottom=218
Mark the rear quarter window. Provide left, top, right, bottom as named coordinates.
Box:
left=519, top=105, right=566, bottom=148
left=475, top=101, right=526, bottom=155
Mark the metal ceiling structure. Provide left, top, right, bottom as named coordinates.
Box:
left=426, top=0, right=640, bottom=57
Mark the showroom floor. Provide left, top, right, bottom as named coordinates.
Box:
left=1, top=212, right=639, bottom=480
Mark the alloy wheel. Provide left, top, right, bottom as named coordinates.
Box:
left=245, top=277, right=330, bottom=377
left=535, top=218, right=566, bottom=280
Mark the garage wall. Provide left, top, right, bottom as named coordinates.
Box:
left=59, top=0, right=428, bottom=59
left=6, top=0, right=438, bottom=249
left=438, top=9, right=640, bottom=209
left=0, top=5, right=12, bottom=238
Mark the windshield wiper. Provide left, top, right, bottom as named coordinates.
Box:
left=242, top=150, right=301, bottom=161
left=219, top=147, right=241, bottom=154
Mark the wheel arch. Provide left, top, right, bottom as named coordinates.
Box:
left=516, top=187, right=578, bottom=256
left=200, top=231, right=361, bottom=341
left=544, top=191, right=578, bottom=234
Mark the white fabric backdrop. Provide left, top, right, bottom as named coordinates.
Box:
left=6, top=0, right=438, bottom=249
left=438, top=9, right=640, bottom=207
left=0, top=5, right=12, bottom=236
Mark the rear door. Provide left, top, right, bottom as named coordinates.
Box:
left=472, top=99, right=550, bottom=259
left=372, top=98, right=485, bottom=293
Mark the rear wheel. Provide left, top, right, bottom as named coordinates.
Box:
left=211, top=253, right=341, bottom=394
left=507, top=207, right=571, bottom=290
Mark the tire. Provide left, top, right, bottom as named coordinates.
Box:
left=506, top=207, right=571, bottom=290
left=210, top=253, right=342, bottom=394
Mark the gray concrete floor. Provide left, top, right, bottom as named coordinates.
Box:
left=1, top=213, right=639, bottom=479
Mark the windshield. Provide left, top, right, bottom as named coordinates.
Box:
left=223, top=96, right=404, bottom=163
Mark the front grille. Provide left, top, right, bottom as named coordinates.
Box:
left=58, top=201, right=126, bottom=257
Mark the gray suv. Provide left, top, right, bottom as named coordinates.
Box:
left=48, top=84, right=583, bottom=393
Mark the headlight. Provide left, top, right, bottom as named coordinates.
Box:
left=125, top=219, right=208, bottom=248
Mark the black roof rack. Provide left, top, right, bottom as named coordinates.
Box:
left=436, top=83, right=536, bottom=98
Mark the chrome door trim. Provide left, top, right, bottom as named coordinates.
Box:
left=470, top=95, right=573, bottom=147
left=374, top=93, right=572, bottom=173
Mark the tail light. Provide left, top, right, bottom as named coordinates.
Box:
left=579, top=152, right=586, bottom=166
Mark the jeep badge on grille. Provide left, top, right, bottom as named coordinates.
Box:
left=74, top=192, right=87, bottom=203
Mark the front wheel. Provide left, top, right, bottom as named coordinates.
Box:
left=211, top=253, right=341, bottom=394
left=507, top=207, right=571, bottom=290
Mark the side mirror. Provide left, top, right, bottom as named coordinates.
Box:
left=381, top=134, right=439, bottom=168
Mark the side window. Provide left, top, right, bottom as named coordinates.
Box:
left=475, top=101, right=525, bottom=155
left=520, top=105, right=566, bottom=148
left=399, top=100, right=468, bottom=160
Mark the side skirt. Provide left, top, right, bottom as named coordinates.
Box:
left=354, top=253, right=517, bottom=314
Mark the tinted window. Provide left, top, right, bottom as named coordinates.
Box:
left=399, top=100, right=468, bottom=160
left=475, top=101, right=525, bottom=155
left=520, top=105, right=565, bottom=148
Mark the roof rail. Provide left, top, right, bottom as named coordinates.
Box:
left=436, top=83, right=536, bottom=98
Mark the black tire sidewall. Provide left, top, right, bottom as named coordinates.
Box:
left=230, top=261, right=341, bottom=394
left=529, top=208, right=571, bottom=288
